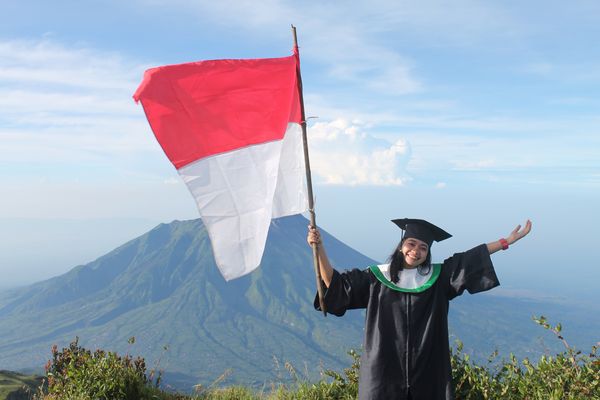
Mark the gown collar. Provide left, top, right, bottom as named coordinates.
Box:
left=370, top=263, right=441, bottom=293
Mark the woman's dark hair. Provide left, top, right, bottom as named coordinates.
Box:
left=388, top=237, right=432, bottom=283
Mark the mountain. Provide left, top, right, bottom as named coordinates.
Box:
left=0, top=215, right=597, bottom=391
left=0, top=215, right=371, bottom=390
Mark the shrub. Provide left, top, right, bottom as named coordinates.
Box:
left=319, top=348, right=360, bottom=399
left=451, top=316, right=600, bottom=400
left=41, top=337, right=153, bottom=400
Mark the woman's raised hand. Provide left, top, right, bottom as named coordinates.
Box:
left=506, top=219, right=532, bottom=245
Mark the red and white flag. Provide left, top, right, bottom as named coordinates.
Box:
left=133, top=51, right=308, bottom=280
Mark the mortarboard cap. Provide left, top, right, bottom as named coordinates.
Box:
left=391, top=218, right=452, bottom=247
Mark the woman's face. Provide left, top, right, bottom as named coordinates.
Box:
left=400, top=238, right=429, bottom=268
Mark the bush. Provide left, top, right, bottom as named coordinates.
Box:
left=452, top=316, right=600, bottom=400
left=40, top=337, right=156, bottom=400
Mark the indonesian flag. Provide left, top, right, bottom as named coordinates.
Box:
left=133, top=51, right=308, bottom=280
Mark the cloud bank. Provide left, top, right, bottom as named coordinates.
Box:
left=308, top=119, right=411, bottom=185
left=0, top=38, right=154, bottom=166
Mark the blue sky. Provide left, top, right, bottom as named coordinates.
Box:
left=1, top=1, right=599, bottom=303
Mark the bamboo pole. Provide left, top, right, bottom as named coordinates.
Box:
left=291, top=25, right=326, bottom=316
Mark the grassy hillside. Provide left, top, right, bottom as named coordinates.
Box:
left=0, top=370, right=42, bottom=400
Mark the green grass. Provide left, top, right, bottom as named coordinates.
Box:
left=0, top=370, right=43, bottom=400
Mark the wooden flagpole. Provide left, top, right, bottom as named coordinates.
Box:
left=291, top=25, right=327, bottom=317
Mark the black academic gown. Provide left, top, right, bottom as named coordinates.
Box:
left=314, top=244, right=499, bottom=400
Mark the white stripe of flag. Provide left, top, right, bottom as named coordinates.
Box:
left=134, top=53, right=308, bottom=280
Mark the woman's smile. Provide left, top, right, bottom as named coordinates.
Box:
left=401, top=238, right=429, bottom=268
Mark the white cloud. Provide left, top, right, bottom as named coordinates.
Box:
left=303, top=91, right=600, bottom=186
left=139, top=0, right=423, bottom=95
left=0, top=39, right=144, bottom=90
left=402, top=129, right=600, bottom=184
left=308, top=118, right=411, bottom=185
left=0, top=38, right=158, bottom=168
left=296, top=20, right=422, bottom=94
left=451, top=158, right=498, bottom=171
left=521, top=61, right=600, bottom=83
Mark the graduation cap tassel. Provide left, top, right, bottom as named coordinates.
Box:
left=292, top=25, right=327, bottom=317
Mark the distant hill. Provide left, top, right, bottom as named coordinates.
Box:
left=0, top=370, right=42, bottom=400
left=0, top=215, right=597, bottom=391
left=449, top=290, right=599, bottom=363
left=0, top=215, right=371, bottom=391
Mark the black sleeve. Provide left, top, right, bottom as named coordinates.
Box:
left=442, top=243, right=500, bottom=301
left=313, top=268, right=371, bottom=316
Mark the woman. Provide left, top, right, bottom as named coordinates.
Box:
left=307, top=218, right=532, bottom=400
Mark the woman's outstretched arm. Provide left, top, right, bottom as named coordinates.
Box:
left=307, top=225, right=334, bottom=287
left=487, top=219, right=532, bottom=255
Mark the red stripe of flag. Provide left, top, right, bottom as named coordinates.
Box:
left=133, top=54, right=301, bottom=169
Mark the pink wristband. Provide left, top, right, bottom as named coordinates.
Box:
left=499, top=238, right=509, bottom=250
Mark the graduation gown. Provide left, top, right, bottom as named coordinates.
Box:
left=314, top=244, right=499, bottom=400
